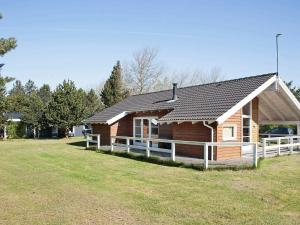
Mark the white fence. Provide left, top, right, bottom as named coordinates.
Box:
left=86, top=134, right=100, bottom=150
left=261, top=135, right=300, bottom=157
left=110, top=136, right=258, bottom=169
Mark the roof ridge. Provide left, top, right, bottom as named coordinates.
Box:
left=130, top=72, right=277, bottom=97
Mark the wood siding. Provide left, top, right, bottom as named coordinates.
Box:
left=172, top=122, right=213, bottom=158
left=216, top=109, right=242, bottom=160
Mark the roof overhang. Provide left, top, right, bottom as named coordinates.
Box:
left=158, top=119, right=215, bottom=125
left=106, top=111, right=130, bottom=125
left=216, top=75, right=300, bottom=125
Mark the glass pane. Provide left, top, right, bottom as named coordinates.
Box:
left=242, top=103, right=251, bottom=115
left=243, top=118, right=250, bottom=126
left=243, top=137, right=250, bottom=142
left=151, top=127, right=158, bottom=135
left=143, top=119, right=149, bottom=126
left=135, top=119, right=141, bottom=126
left=243, top=128, right=249, bottom=136
left=135, top=127, right=141, bottom=135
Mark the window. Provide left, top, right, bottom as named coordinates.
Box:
left=223, top=125, right=237, bottom=141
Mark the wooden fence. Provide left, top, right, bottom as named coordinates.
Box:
left=86, top=134, right=100, bottom=150
left=110, top=136, right=258, bottom=169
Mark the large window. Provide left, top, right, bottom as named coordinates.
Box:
left=223, top=125, right=237, bottom=141
left=242, top=102, right=252, bottom=142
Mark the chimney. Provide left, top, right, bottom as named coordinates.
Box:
left=172, top=83, right=178, bottom=101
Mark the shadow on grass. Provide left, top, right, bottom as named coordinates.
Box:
left=67, top=140, right=87, bottom=148
left=92, top=149, right=255, bottom=172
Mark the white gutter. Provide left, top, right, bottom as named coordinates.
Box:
left=203, top=121, right=214, bottom=160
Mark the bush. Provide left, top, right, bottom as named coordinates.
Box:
left=7, top=122, right=27, bottom=139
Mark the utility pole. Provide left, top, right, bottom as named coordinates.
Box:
left=276, top=34, right=282, bottom=77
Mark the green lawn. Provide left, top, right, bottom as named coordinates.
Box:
left=0, top=139, right=299, bottom=225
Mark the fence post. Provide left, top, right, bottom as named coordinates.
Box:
left=263, top=138, right=266, bottom=158
left=171, top=142, right=176, bottom=162
left=253, top=143, right=258, bottom=168
left=289, top=137, right=293, bottom=154
left=126, top=138, right=130, bottom=153
left=97, top=135, right=100, bottom=150
left=204, top=144, right=208, bottom=170
left=278, top=138, right=281, bottom=156
left=86, top=135, right=89, bottom=149
left=146, top=140, right=150, bottom=158
left=111, top=137, right=114, bottom=152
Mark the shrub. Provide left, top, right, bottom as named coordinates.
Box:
left=7, top=122, right=26, bottom=139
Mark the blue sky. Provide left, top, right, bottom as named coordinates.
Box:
left=1, top=0, right=300, bottom=89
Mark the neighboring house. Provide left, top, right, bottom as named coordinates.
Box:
left=86, top=73, right=300, bottom=160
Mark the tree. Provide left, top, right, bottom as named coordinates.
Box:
left=124, top=48, right=163, bottom=94
left=21, top=92, right=44, bottom=138
left=38, top=84, right=52, bottom=105
left=0, top=76, right=14, bottom=128
left=46, top=80, right=87, bottom=137
left=101, top=61, right=129, bottom=107
left=0, top=13, right=17, bottom=56
left=285, top=81, right=300, bottom=101
left=86, top=89, right=103, bottom=117
left=6, top=80, right=26, bottom=112
left=24, top=80, right=37, bottom=94
left=0, top=13, right=17, bottom=131
left=172, top=67, right=223, bottom=88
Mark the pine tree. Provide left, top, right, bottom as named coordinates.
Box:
left=46, top=80, right=87, bottom=137
left=85, top=89, right=103, bottom=117
left=285, top=81, right=300, bottom=101
left=101, top=61, right=129, bottom=108
left=0, top=13, right=17, bottom=130
left=6, top=80, right=26, bottom=112
left=0, top=13, right=17, bottom=56
left=21, top=92, right=43, bottom=138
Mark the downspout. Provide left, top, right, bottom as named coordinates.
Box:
left=203, top=121, right=214, bottom=161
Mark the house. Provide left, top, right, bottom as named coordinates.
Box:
left=86, top=73, right=300, bottom=160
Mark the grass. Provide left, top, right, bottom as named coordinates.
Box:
left=0, top=138, right=299, bottom=225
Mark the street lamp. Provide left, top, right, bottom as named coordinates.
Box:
left=276, top=34, right=282, bottom=77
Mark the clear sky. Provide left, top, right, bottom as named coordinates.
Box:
left=1, top=0, right=300, bottom=89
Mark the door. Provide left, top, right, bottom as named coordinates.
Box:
left=134, top=118, right=158, bottom=147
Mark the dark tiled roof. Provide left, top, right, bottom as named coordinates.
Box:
left=86, top=73, right=276, bottom=123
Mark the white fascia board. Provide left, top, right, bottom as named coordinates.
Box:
left=278, top=78, right=300, bottom=111
left=106, top=111, right=130, bottom=125
left=158, top=119, right=215, bottom=124
left=216, top=75, right=277, bottom=125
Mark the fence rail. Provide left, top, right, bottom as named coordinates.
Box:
left=86, top=134, right=100, bottom=150
left=261, top=135, right=300, bottom=157
left=111, top=136, right=258, bottom=169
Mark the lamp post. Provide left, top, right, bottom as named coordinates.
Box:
left=276, top=34, right=282, bottom=77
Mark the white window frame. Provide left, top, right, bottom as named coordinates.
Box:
left=222, top=124, right=238, bottom=141
left=133, top=117, right=159, bottom=146
left=242, top=100, right=252, bottom=142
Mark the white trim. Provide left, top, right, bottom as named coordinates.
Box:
left=278, top=78, right=300, bottom=111
left=222, top=124, right=238, bottom=141
left=217, top=75, right=277, bottom=125
left=106, top=111, right=130, bottom=125
left=158, top=120, right=214, bottom=124
left=242, top=101, right=252, bottom=142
